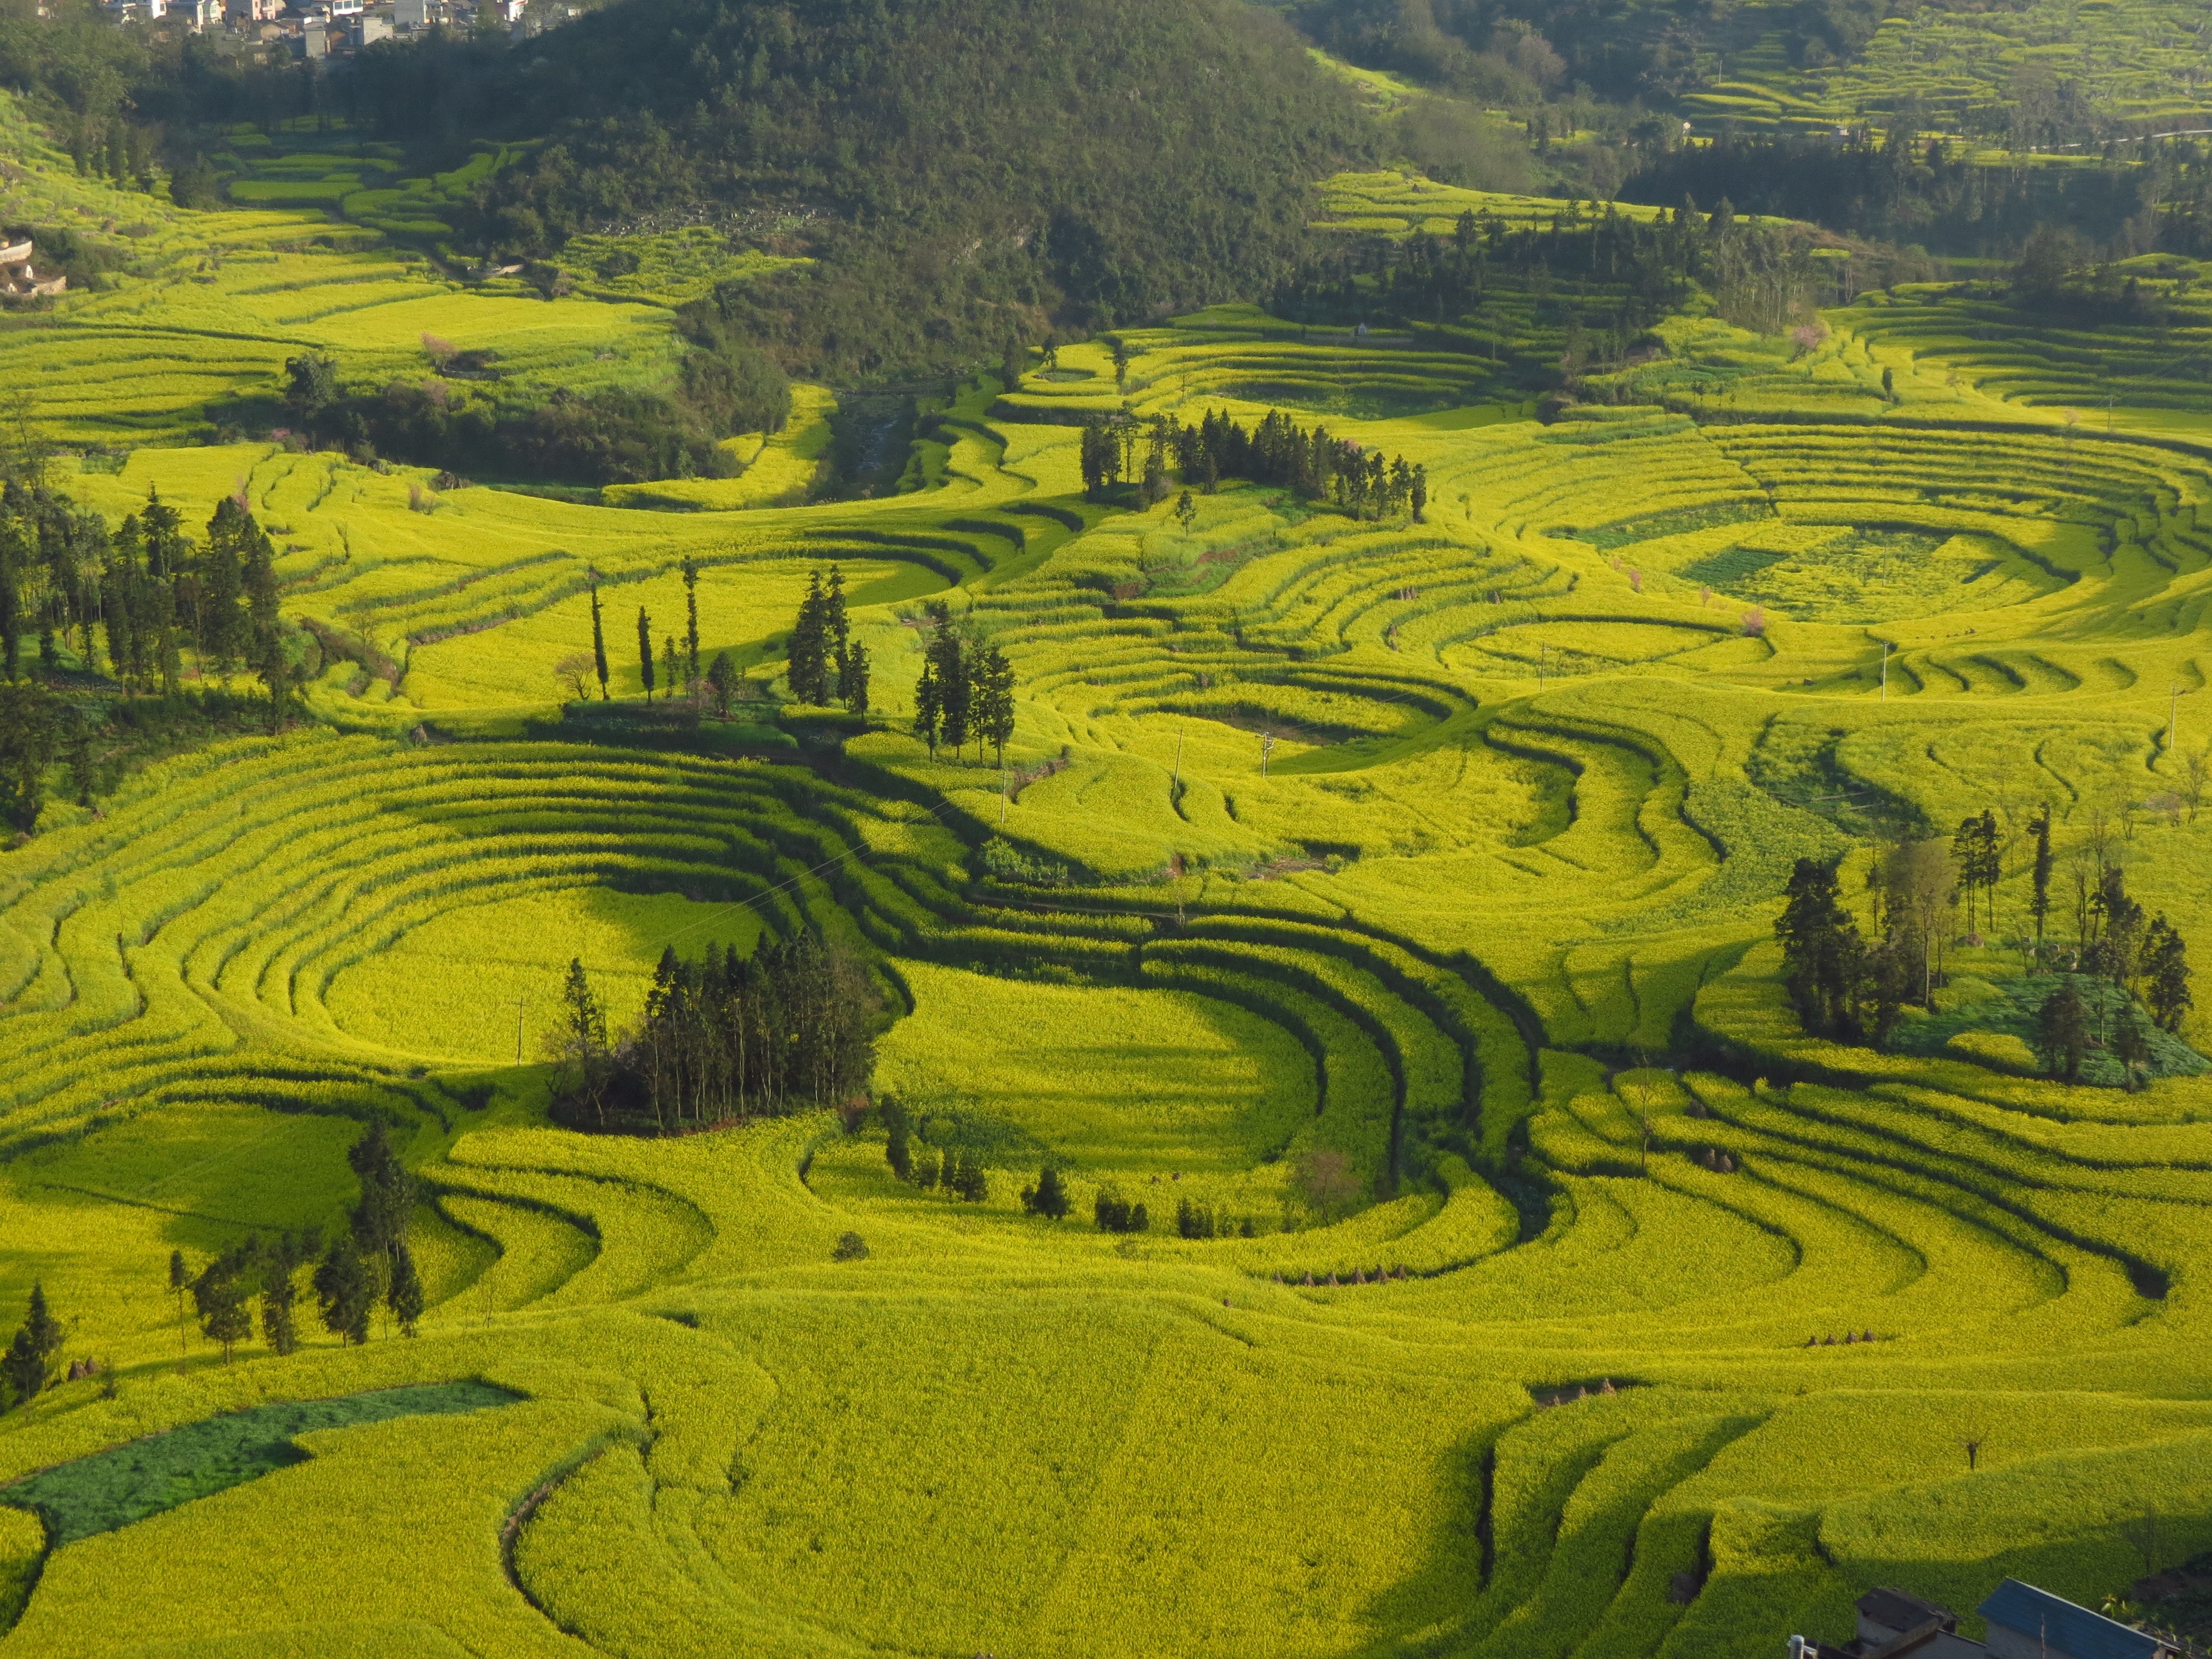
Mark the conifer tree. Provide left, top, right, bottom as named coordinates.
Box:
left=825, top=566, right=849, bottom=700
left=913, top=657, right=941, bottom=757
left=589, top=576, right=609, bottom=700
left=637, top=606, right=655, bottom=702
left=197, top=503, right=247, bottom=673
left=2035, top=977, right=2089, bottom=1083
left=388, top=1240, right=424, bottom=1338
left=977, top=644, right=1016, bottom=767
left=168, top=1248, right=187, bottom=1349
left=842, top=640, right=871, bottom=718
left=2146, top=915, right=2193, bottom=1033
left=2, top=1282, right=61, bottom=1405
left=2114, top=1002, right=2154, bottom=1091
left=663, top=635, right=680, bottom=706
left=260, top=1231, right=310, bottom=1357
left=194, top=1244, right=254, bottom=1362
left=313, top=1236, right=373, bottom=1345
left=788, top=571, right=830, bottom=704
left=681, top=556, right=701, bottom=685
left=1021, top=1165, right=1069, bottom=1220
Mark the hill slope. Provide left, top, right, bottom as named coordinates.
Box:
left=377, top=0, right=1378, bottom=376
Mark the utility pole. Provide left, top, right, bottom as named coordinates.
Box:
left=1538, top=642, right=1547, bottom=686
left=2172, top=682, right=2191, bottom=758
left=1173, top=729, right=1183, bottom=792
left=1261, top=733, right=1275, bottom=778
left=1000, top=760, right=1009, bottom=826
left=1881, top=641, right=1890, bottom=700
left=513, top=997, right=526, bottom=1064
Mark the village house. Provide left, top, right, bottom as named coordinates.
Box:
left=1789, top=1583, right=2183, bottom=1659
left=0, top=238, right=66, bottom=301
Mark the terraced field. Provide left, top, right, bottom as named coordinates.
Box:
left=13, top=165, right=2212, bottom=1659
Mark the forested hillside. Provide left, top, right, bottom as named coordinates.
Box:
left=398, top=0, right=1378, bottom=375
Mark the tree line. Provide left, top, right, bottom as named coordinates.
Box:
left=552, top=932, right=878, bottom=1133
left=179, top=1118, right=426, bottom=1360
left=0, top=482, right=305, bottom=830
left=1082, top=407, right=1427, bottom=523
left=909, top=601, right=1015, bottom=766
left=277, top=319, right=792, bottom=488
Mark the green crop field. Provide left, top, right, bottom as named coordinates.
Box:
left=15, top=55, right=2212, bottom=1659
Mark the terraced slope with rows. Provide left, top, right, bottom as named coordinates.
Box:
left=13, top=194, right=2212, bottom=1659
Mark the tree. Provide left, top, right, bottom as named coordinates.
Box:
left=662, top=634, right=680, bottom=706
left=913, top=656, right=942, bottom=757
left=2184, top=742, right=2212, bottom=824
left=313, top=1235, right=374, bottom=1345
left=1297, top=1147, right=1363, bottom=1217
left=884, top=1097, right=912, bottom=1180
left=842, top=640, right=871, bottom=718
left=589, top=576, right=609, bottom=700
left=2029, top=805, right=2053, bottom=966
left=788, top=571, right=831, bottom=704
left=1776, top=857, right=1863, bottom=1036
left=705, top=650, right=738, bottom=718
left=194, top=1245, right=254, bottom=1363
left=0, top=680, right=61, bottom=832
left=824, top=566, right=849, bottom=700
left=977, top=643, right=1016, bottom=767
left=2113, top=1001, right=2154, bottom=1091
left=681, top=556, right=701, bottom=685
left=637, top=606, right=655, bottom=701
left=553, top=650, right=594, bottom=703
left=1021, top=1165, right=1071, bottom=1220
left=2, top=1284, right=64, bottom=1406
left=168, top=1248, right=187, bottom=1350
left=557, top=957, right=612, bottom=1126
left=2034, top=977, right=2089, bottom=1083
left=347, top=1118, right=416, bottom=1269
left=388, top=1240, right=424, bottom=1337
left=281, top=352, right=340, bottom=432
left=832, top=1230, right=870, bottom=1261
left=1885, top=840, right=1955, bottom=1008
left=2145, top=916, right=2193, bottom=1034
left=259, top=1230, right=312, bottom=1357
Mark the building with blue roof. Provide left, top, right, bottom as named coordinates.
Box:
left=1976, top=1579, right=2177, bottom=1659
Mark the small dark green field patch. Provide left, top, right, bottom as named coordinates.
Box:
left=1890, top=973, right=2209, bottom=1088
left=3, top=1381, right=520, bottom=1547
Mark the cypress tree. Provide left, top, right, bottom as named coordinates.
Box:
left=663, top=634, right=680, bottom=706
left=260, top=1232, right=307, bottom=1357
left=842, top=640, right=870, bottom=718
left=913, top=658, right=941, bottom=756
left=825, top=566, right=849, bottom=700
left=589, top=577, right=609, bottom=699
left=681, top=556, right=701, bottom=685
left=388, top=1240, right=424, bottom=1338
left=788, top=572, right=829, bottom=704
left=637, top=606, right=655, bottom=701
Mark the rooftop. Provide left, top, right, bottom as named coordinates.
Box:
left=1977, top=1580, right=2167, bottom=1659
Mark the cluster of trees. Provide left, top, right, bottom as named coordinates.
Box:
left=2, top=1284, right=64, bottom=1407
left=1082, top=406, right=1427, bottom=522
left=1, top=481, right=301, bottom=707
left=1620, top=132, right=2170, bottom=262
left=1775, top=817, right=2194, bottom=1079
left=279, top=330, right=791, bottom=487
left=0, top=482, right=307, bottom=829
left=1176, top=1196, right=1256, bottom=1239
left=881, top=1102, right=989, bottom=1198
left=553, top=933, right=878, bottom=1133
left=1020, top=1165, right=1071, bottom=1219
left=1093, top=1188, right=1151, bottom=1233
left=911, top=602, right=1015, bottom=766
left=168, top=1118, right=425, bottom=1366
left=787, top=568, right=870, bottom=713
